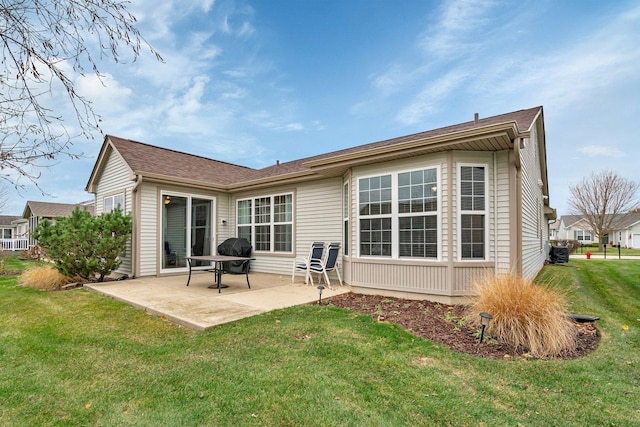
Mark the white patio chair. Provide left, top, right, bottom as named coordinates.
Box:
left=291, top=241, right=325, bottom=284
left=308, top=242, right=343, bottom=288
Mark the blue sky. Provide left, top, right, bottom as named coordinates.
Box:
left=5, top=0, right=639, bottom=216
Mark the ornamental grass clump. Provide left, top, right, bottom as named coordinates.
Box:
left=470, top=273, right=577, bottom=358
left=19, top=265, right=75, bottom=291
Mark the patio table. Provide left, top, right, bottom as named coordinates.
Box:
left=185, top=255, right=254, bottom=293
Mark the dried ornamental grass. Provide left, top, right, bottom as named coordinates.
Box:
left=470, top=273, right=577, bottom=358
left=19, top=265, right=75, bottom=290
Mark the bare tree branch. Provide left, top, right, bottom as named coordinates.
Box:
left=568, top=170, right=640, bottom=247
left=0, top=0, right=162, bottom=191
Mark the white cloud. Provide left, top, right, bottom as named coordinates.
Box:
left=579, top=145, right=625, bottom=158
left=395, top=70, right=469, bottom=125
left=76, top=73, right=132, bottom=108
left=418, top=0, right=497, bottom=58
left=479, top=4, right=640, bottom=111
left=283, top=123, right=304, bottom=131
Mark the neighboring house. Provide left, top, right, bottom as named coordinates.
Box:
left=555, top=215, right=595, bottom=244
left=0, top=215, right=26, bottom=251
left=85, top=106, right=555, bottom=303
left=549, top=219, right=559, bottom=240
left=556, top=213, right=640, bottom=248
left=22, top=200, right=95, bottom=248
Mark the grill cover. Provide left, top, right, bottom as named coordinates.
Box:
left=549, top=246, right=569, bottom=264
left=217, top=238, right=252, bottom=273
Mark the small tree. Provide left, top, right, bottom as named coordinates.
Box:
left=568, top=171, right=640, bottom=249
left=33, top=208, right=132, bottom=281
left=93, top=209, right=133, bottom=281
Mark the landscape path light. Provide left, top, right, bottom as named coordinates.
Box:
left=317, top=285, right=325, bottom=305
left=479, top=312, right=493, bottom=344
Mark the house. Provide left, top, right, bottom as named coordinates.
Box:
left=556, top=213, right=640, bottom=248
left=85, top=106, right=554, bottom=303
left=554, top=215, right=595, bottom=244
left=21, top=200, right=95, bottom=248
left=0, top=215, right=26, bottom=251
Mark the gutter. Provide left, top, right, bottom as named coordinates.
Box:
left=304, top=122, right=520, bottom=172
left=130, top=174, right=142, bottom=278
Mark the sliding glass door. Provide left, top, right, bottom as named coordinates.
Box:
left=162, top=193, right=215, bottom=271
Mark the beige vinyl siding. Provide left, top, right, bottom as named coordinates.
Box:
left=94, top=148, right=135, bottom=275
left=520, top=120, right=547, bottom=279
left=494, top=150, right=513, bottom=273
left=139, top=183, right=159, bottom=277
left=216, top=194, right=233, bottom=243
left=452, top=264, right=492, bottom=294
left=232, top=179, right=343, bottom=276
left=351, top=260, right=449, bottom=294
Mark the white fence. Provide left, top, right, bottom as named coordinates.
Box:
left=0, top=239, right=29, bottom=251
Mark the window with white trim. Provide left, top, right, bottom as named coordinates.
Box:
left=574, top=230, right=592, bottom=241
left=398, top=168, right=438, bottom=257
left=237, top=193, right=293, bottom=253
left=103, top=193, right=124, bottom=213
left=460, top=165, right=486, bottom=260
left=358, top=167, right=439, bottom=259
left=359, top=175, right=392, bottom=256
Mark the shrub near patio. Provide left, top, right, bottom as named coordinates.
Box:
left=470, top=273, right=577, bottom=358
left=33, top=208, right=131, bottom=282
left=19, top=265, right=76, bottom=291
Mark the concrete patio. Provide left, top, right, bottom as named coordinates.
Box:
left=85, top=271, right=349, bottom=330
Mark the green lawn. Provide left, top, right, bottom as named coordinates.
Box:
left=1, top=259, right=639, bottom=426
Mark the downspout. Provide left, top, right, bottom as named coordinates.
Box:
left=130, top=174, right=142, bottom=278
left=493, top=152, right=498, bottom=274
left=513, top=138, right=523, bottom=275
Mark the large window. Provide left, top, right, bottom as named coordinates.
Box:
left=460, top=165, right=486, bottom=260
left=237, top=193, right=293, bottom=253
left=398, top=168, right=438, bottom=258
left=358, top=168, right=439, bottom=259
left=359, top=175, right=392, bottom=256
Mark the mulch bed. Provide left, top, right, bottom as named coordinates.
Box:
left=325, top=293, right=600, bottom=360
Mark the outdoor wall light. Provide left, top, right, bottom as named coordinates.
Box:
left=479, top=312, right=493, bottom=343
left=317, top=285, right=325, bottom=305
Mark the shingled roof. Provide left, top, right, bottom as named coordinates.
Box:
left=89, top=106, right=543, bottom=191
left=258, top=106, right=542, bottom=178
left=0, top=215, right=21, bottom=226
left=23, top=201, right=94, bottom=218
left=560, top=213, right=640, bottom=230
left=108, top=137, right=261, bottom=186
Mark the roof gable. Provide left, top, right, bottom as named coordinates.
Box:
left=87, top=136, right=262, bottom=192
